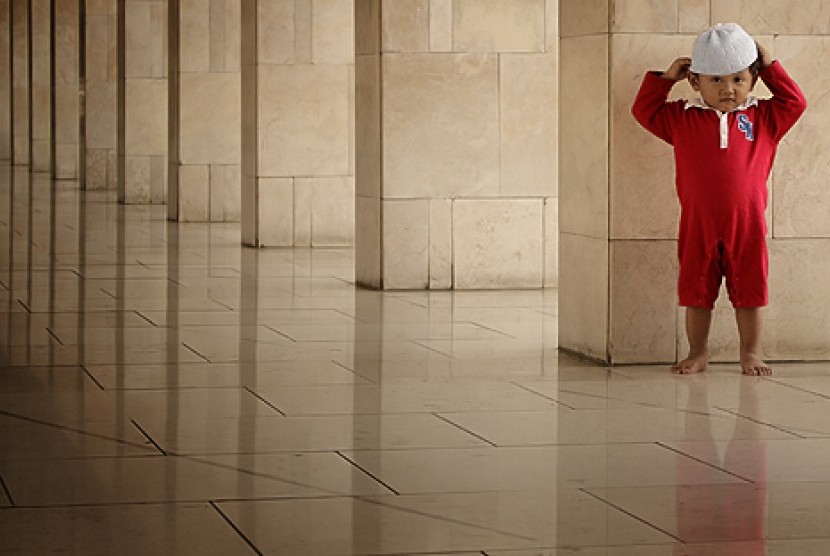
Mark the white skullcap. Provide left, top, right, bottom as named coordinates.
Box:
left=690, top=23, right=757, bottom=75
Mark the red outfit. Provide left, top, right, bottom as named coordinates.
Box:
left=632, top=61, right=807, bottom=309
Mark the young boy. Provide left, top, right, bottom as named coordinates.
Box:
left=632, top=23, right=807, bottom=376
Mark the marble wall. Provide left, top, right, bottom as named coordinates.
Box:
left=355, top=0, right=559, bottom=289
left=241, top=0, right=355, bottom=246
left=120, top=0, right=168, bottom=204
left=86, top=0, right=118, bottom=190
left=170, top=0, right=241, bottom=222
left=54, top=0, right=81, bottom=180
left=0, top=0, right=8, bottom=162
left=29, top=0, right=50, bottom=173
left=10, top=0, right=28, bottom=165
left=560, top=0, right=830, bottom=363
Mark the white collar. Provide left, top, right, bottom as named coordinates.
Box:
left=684, top=96, right=759, bottom=114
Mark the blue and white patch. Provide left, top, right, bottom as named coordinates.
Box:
left=737, top=114, right=754, bottom=141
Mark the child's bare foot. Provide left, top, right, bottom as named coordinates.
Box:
left=671, top=352, right=709, bottom=374
left=741, top=353, right=772, bottom=376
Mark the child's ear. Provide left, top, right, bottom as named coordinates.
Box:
left=688, top=73, right=700, bottom=91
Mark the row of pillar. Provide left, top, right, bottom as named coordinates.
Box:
left=0, top=0, right=356, bottom=246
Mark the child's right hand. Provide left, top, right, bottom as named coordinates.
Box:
left=662, top=57, right=692, bottom=81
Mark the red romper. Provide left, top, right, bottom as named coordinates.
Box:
left=632, top=61, right=807, bottom=309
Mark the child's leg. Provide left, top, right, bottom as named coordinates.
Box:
left=735, top=307, right=771, bottom=376
left=672, top=307, right=712, bottom=374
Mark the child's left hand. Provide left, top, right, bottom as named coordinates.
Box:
left=756, top=41, right=774, bottom=68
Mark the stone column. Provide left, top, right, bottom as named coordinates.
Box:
left=559, top=0, right=830, bottom=363
left=354, top=0, right=558, bottom=289
left=53, top=0, right=81, bottom=180
left=169, top=0, right=240, bottom=222
left=0, top=0, right=9, bottom=161
left=85, top=0, right=117, bottom=190
left=0, top=0, right=12, bottom=162
left=241, top=0, right=354, bottom=247
left=10, top=0, right=28, bottom=165
left=29, top=0, right=49, bottom=173
left=118, top=0, right=167, bottom=204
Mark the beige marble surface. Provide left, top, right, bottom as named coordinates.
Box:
left=453, top=0, right=545, bottom=52
left=355, top=54, right=380, bottom=198
left=610, top=34, right=694, bottom=240
left=559, top=35, right=608, bottom=239
left=765, top=238, right=830, bottom=359
left=11, top=0, right=29, bottom=165
left=178, top=164, right=210, bottom=221
left=355, top=0, right=380, bottom=56
left=679, top=0, right=710, bottom=32
left=29, top=0, right=50, bottom=173
left=0, top=0, right=9, bottom=161
left=313, top=0, right=353, bottom=64
left=712, top=0, right=830, bottom=35
left=258, top=177, right=293, bottom=246
left=383, top=199, right=430, bottom=289
left=772, top=36, right=830, bottom=238
left=356, top=194, right=381, bottom=288
left=500, top=53, right=557, bottom=197
left=453, top=199, right=544, bottom=289
left=429, top=199, right=453, bottom=289
left=382, top=53, right=499, bottom=198
left=544, top=197, right=558, bottom=287
left=560, top=0, right=608, bottom=37
left=85, top=2, right=117, bottom=189
left=53, top=0, right=80, bottom=180
left=429, top=0, right=452, bottom=52
left=306, top=176, right=355, bottom=246
left=610, top=240, right=678, bottom=363
left=179, top=73, right=240, bottom=165
left=124, top=1, right=166, bottom=79
left=257, top=64, right=350, bottom=178
left=382, top=0, right=429, bottom=53
left=559, top=232, right=609, bottom=360
left=612, top=0, right=678, bottom=32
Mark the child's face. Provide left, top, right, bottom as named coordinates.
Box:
left=689, top=68, right=756, bottom=112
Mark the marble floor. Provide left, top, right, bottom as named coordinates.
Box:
left=2, top=165, right=830, bottom=555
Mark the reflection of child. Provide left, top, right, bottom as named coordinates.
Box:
left=632, top=23, right=807, bottom=376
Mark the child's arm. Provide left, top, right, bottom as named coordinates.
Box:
left=631, top=58, right=690, bottom=145
left=756, top=42, right=807, bottom=142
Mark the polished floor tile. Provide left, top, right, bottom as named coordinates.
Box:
left=342, top=444, right=744, bottom=495
left=0, top=503, right=253, bottom=555
left=132, top=413, right=490, bottom=455
left=1, top=452, right=387, bottom=506
left=586, top=482, right=830, bottom=543
left=216, top=489, right=673, bottom=555
left=0, top=414, right=154, bottom=459
left=251, top=381, right=557, bottom=416
left=4, top=167, right=830, bottom=553
left=437, top=406, right=794, bottom=447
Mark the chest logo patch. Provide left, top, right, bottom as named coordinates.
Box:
left=737, top=114, right=754, bottom=141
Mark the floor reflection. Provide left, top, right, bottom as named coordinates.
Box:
left=3, top=165, right=830, bottom=554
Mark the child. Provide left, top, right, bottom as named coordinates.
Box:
left=631, top=23, right=807, bottom=376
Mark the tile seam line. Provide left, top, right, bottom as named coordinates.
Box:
left=653, top=441, right=755, bottom=483
left=0, top=471, right=15, bottom=506
left=713, top=405, right=808, bottom=438
left=431, top=412, right=498, bottom=447
left=580, top=488, right=685, bottom=543
left=0, top=409, right=152, bottom=450
left=510, top=381, right=577, bottom=409
left=130, top=419, right=168, bottom=456
left=335, top=451, right=400, bottom=495
left=766, top=377, right=830, bottom=401
left=208, top=501, right=264, bottom=556
left=355, top=496, right=539, bottom=543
